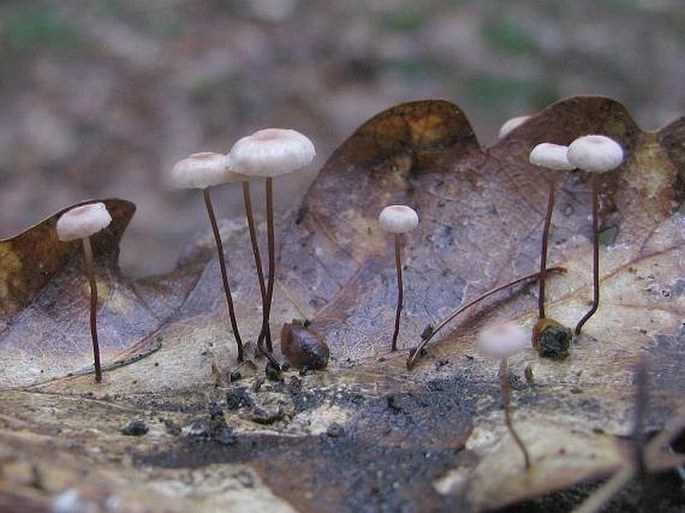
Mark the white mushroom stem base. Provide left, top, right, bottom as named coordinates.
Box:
left=81, top=236, right=102, bottom=384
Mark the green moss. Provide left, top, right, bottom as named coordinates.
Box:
left=465, top=75, right=557, bottom=111
left=482, top=19, right=537, bottom=57
left=4, top=4, right=79, bottom=53
left=377, top=8, right=426, bottom=33
left=598, top=226, right=619, bottom=246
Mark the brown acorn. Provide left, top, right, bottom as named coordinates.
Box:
left=280, top=320, right=329, bottom=370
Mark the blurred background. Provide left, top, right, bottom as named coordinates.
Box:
left=1, top=0, right=683, bottom=276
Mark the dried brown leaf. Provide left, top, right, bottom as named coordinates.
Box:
left=0, top=97, right=683, bottom=512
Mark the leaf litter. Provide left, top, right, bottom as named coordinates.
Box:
left=0, top=96, right=683, bottom=512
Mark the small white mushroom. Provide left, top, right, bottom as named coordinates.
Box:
left=477, top=321, right=532, bottom=469
left=498, top=115, right=530, bottom=139
left=56, top=202, right=113, bottom=383
left=529, top=143, right=573, bottom=170
left=567, top=135, right=624, bottom=173
left=528, top=142, right=573, bottom=320
left=566, top=134, right=625, bottom=334
left=170, top=152, right=233, bottom=189
left=378, top=205, right=419, bottom=351
left=229, top=129, right=315, bottom=363
left=171, top=152, right=245, bottom=362
left=378, top=205, right=419, bottom=234
left=229, top=129, right=315, bottom=177
left=476, top=321, right=529, bottom=360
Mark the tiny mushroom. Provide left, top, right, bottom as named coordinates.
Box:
left=229, top=129, right=316, bottom=364
left=477, top=321, right=532, bottom=469
left=529, top=143, right=573, bottom=320
left=56, top=202, right=112, bottom=383
left=566, top=135, right=624, bottom=334
left=170, top=152, right=245, bottom=362
left=498, top=115, right=530, bottom=139
left=378, top=205, right=419, bottom=351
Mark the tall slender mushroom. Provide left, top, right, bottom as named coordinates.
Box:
left=566, top=135, right=624, bottom=335
left=170, top=152, right=245, bottom=362
left=477, top=321, right=532, bottom=469
left=529, top=143, right=573, bottom=319
left=378, top=205, right=419, bottom=352
left=228, top=129, right=315, bottom=361
left=56, top=202, right=112, bottom=383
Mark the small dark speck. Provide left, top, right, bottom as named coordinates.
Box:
left=154, top=362, right=160, bottom=367
left=164, top=419, right=181, bottom=436
left=120, top=419, right=148, bottom=436
left=593, top=428, right=605, bottom=435
left=570, top=387, right=583, bottom=394
left=235, top=470, right=255, bottom=488
left=156, top=335, right=164, bottom=343
left=435, top=358, right=449, bottom=369
left=326, top=423, right=345, bottom=437
left=639, top=329, right=648, bottom=335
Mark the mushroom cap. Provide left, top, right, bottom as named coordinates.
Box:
left=229, top=128, right=315, bottom=178
left=529, top=143, right=573, bottom=170
left=56, top=202, right=112, bottom=242
left=378, top=205, right=419, bottom=234
left=567, top=135, right=624, bottom=173
left=498, top=115, right=530, bottom=139
left=170, top=152, right=231, bottom=189
left=476, top=321, right=529, bottom=359
left=223, top=154, right=259, bottom=184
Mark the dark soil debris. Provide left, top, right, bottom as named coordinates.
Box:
left=120, top=419, right=149, bottom=436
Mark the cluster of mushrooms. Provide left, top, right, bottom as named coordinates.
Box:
left=56, top=123, right=625, bottom=469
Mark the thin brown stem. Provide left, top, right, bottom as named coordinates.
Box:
left=203, top=189, right=244, bottom=362
left=81, top=237, right=102, bottom=384
left=243, top=182, right=271, bottom=350
left=263, top=177, right=276, bottom=355
left=539, top=176, right=558, bottom=319
left=391, top=234, right=403, bottom=351
left=406, top=266, right=566, bottom=369
left=576, top=173, right=600, bottom=334
left=500, top=358, right=531, bottom=469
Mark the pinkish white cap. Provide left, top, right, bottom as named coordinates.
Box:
left=567, top=135, right=624, bottom=173
left=56, top=203, right=112, bottom=242
left=498, top=115, right=530, bottom=139
left=529, top=143, right=573, bottom=170
left=229, top=128, right=315, bottom=178
left=223, top=154, right=259, bottom=184
left=170, top=152, right=231, bottom=189
left=477, top=321, right=529, bottom=359
left=378, top=205, right=419, bottom=234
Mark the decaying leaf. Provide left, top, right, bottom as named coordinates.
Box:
left=0, top=199, right=202, bottom=387
left=0, top=97, right=683, bottom=512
